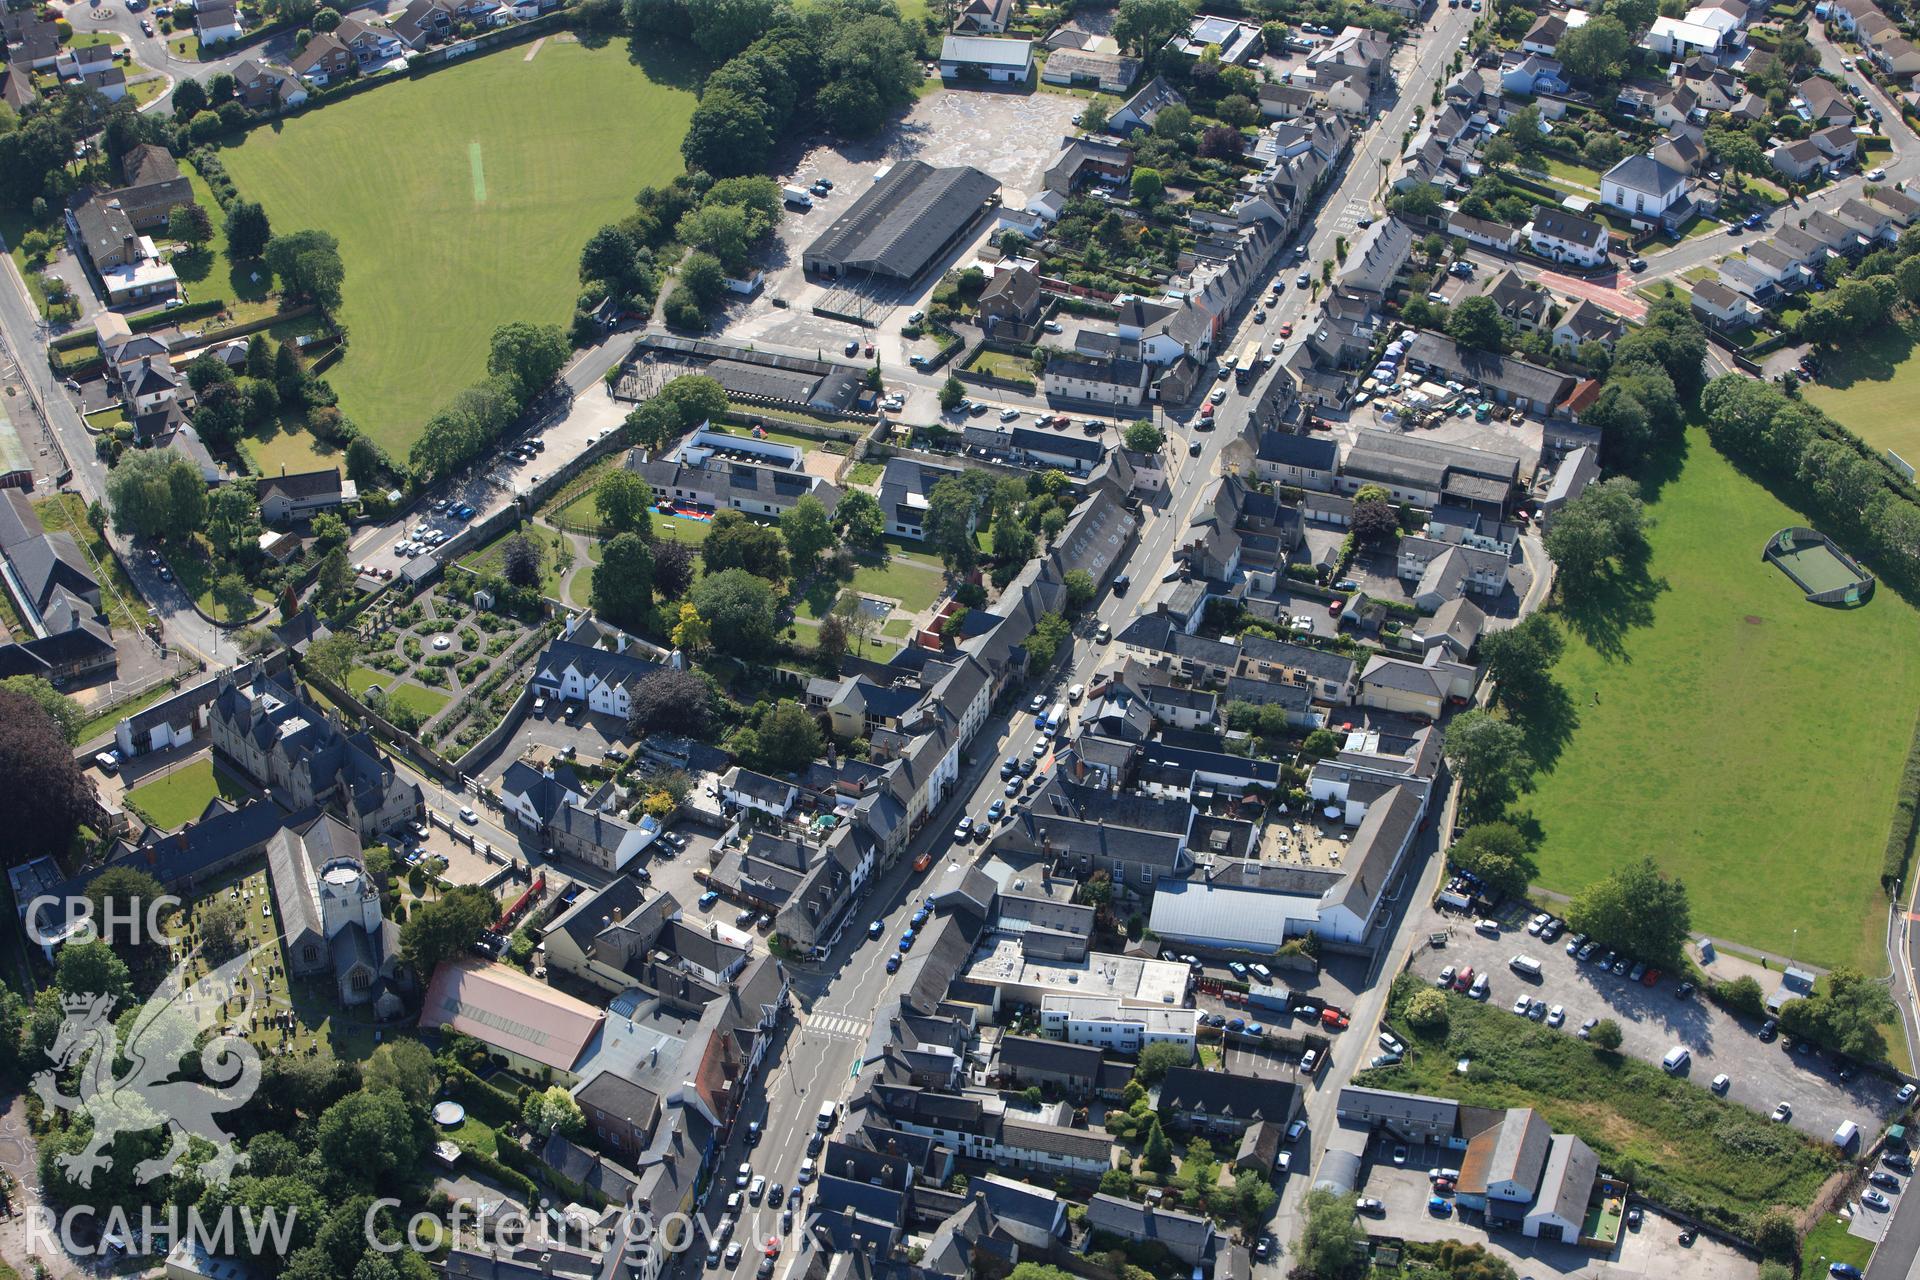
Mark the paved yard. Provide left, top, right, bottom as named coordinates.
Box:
left=1358, top=1148, right=1754, bottom=1280
left=1409, top=901, right=1901, bottom=1147
left=722, top=88, right=1083, bottom=370
left=475, top=701, right=631, bottom=784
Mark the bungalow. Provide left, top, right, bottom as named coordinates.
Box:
left=256, top=468, right=350, bottom=522
left=1525, top=205, right=1610, bottom=268
left=1600, top=153, right=1688, bottom=222
left=1448, top=212, right=1521, bottom=253
left=939, top=35, right=1033, bottom=83
left=1690, top=278, right=1758, bottom=329
left=114, top=145, right=194, bottom=231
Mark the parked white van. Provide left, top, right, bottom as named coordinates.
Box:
left=1509, top=955, right=1544, bottom=979
left=1474, top=919, right=1501, bottom=937
left=1836, top=1120, right=1862, bottom=1149
left=1662, top=1046, right=1691, bottom=1073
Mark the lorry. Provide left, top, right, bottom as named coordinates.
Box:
left=782, top=185, right=814, bottom=208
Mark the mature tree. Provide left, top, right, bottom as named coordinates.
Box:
left=1542, top=476, right=1648, bottom=585
left=208, top=483, right=262, bottom=560
left=1615, top=297, right=1707, bottom=399
left=671, top=602, right=711, bottom=656
left=780, top=494, right=835, bottom=574
left=652, top=538, right=698, bottom=601
left=1298, top=1189, right=1366, bottom=1280
left=836, top=490, right=885, bottom=550
left=399, top=884, right=496, bottom=971
left=1589, top=1017, right=1624, bottom=1051
left=939, top=377, right=965, bottom=411
left=0, top=676, right=82, bottom=745
left=1350, top=497, right=1401, bottom=544
left=1122, top=421, right=1166, bottom=454
left=580, top=223, right=644, bottom=290
left=55, top=939, right=131, bottom=1004
left=1130, top=167, right=1165, bottom=206
left=264, top=229, right=345, bottom=311
left=1779, top=968, right=1899, bottom=1061
left=627, top=669, right=712, bottom=737
left=592, top=532, right=655, bottom=629
left=0, top=688, right=95, bottom=866
left=925, top=477, right=981, bottom=574
left=1404, top=987, right=1450, bottom=1034
left=1567, top=856, right=1691, bottom=965
left=1442, top=710, right=1534, bottom=820
left=1446, top=295, right=1507, bottom=353
left=1141, top=1116, right=1175, bottom=1172
left=1027, top=612, right=1072, bottom=667
left=500, top=533, right=543, bottom=590
left=173, top=78, right=208, bottom=118
left=1063, top=569, right=1096, bottom=612
left=487, top=321, right=570, bottom=402
left=107, top=450, right=207, bottom=540
left=754, top=700, right=822, bottom=772
left=594, top=469, right=655, bottom=537
left=520, top=1083, right=586, bottom=1138
left=679, top=251, right=727, bottom=307
left=168, top=201, right=215, bottom=248
left=1558, top=14, right=1631, bottom=83
left=815, top=611, right=849, bottom=664
left=197, top=894, right=248, bottom=961
left=1133, top=1041, right=1190, bottom=1083
left=1447, top=822, right=1538, bottom=901
left=690, top=569, right=780, bottom=655
left=1479, top=614, right=1563, bottom=708
left=701, top=509, right=789, bottom=580
left=316, top=1088, right=424, bottom=1192
left=362, top=1040, right=436, bottom=1109
left=1115, top=0, right=1194, bottom=54
left=682, top=85, right=776, bottom=176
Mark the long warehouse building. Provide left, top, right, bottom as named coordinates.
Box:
left=803, top=160, right=1000, bottom=285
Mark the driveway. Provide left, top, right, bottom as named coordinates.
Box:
left=1409, top=902, right=1902, bottom=1147
left=1358, top=1152, right=1754, bottom=1280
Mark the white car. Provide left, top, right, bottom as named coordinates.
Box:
left=459, top=806, right=478, bottom=824
left=1210, top=387, right=1228, bottom=404
left=1579, top=1017, right=1598, bottom=1038
left=1711, top=1073, right=1730, bottom=1093
left=1868, top=167, right=1888, bottom=181
left=1546, top=1005, right=1565, bottom=1027
left=1511, top=994, right=1532, bottom=1016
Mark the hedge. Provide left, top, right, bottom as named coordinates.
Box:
left=446, top=1062, right=521, bottom=1128
left=1883, top=710, right=1920, bottom=889
left=131, top=299, right=227, bottom=332
left=455, top=1143, right=539, bottom=1203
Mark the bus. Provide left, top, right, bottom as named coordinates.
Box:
left=1045, top=702, right=1066, bottom=736
left=1235, top=340, right=1263, bottom=386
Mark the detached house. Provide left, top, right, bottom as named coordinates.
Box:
left=1600, top=153, right=1689, bottom=223
left=1526, top=205, right=1610, bottom=268
left=393, top=0, right=455, bottom=47
left=256, top=468, right=351, bottom=522
left=530, top=626, right=662, bottom=720
left=195, top=4, right=242, bottom=44
left=952, top=0, right=1012, bottom=34
left=1690, top=278, right=1758, bottom=329
left=291, top=31, right=354, bottom=84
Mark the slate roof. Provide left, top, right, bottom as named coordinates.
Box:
left=804, top=160, right=999, bottom=280
left=1001, top=1117, right=1113, bottom=1164
left=1256, top=431, right=1338, bottom=471
left=1084, top=1194, right=1215, bottom=1251
left=999, top=1034, right=1104, bottom=1081
left=0, top=489, right=99, bottom=614
left=1529, top=204, right=1608, bottom=246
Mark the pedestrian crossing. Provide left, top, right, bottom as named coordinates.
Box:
left=803, top=1012, right=873, bottom=1043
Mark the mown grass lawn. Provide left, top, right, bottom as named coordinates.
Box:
left=218, top=39, right=697, bottom=458
left=240, top=416, right=339, bottom=477
left=1804, top=1214, right=1875, bottom=1275
left=1522, top=431, right=1920, bottom=973
left=126, top=757, right=248, bottom=829
left=1540, top=155, right=1603, bottom=188
left=347, top=666, right=450, bottom=719
left=176, top=160, right=275, bottom=311
left=1804, top=311, right=1920, bottom=467
left=1361, top=976, right=1838, bottom=1229
left=457, top=524, right=572, bottom=597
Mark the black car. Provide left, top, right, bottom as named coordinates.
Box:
left=1758, top=1018, right=1778, bottom=1042
left=1112, top=575, right=1130, bottom=594
left=806, top=1132, right=824, bottom=1156
left=1675, top=981, right=1696, bottom=999
left=1189, top=440, right=1202, bottom=457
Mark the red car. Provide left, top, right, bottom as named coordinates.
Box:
left=1279, top=322, right=1294, bottom=337
left=1452, top=966, right=1474, bottom=992
left=1320, top=1007, right=1350, bottom=1030
left=1642, top=967, right=1662, bottom=987
left=1329, top=598, right=1345, bottom=615
left=1201, top=403, right=1216, bottom=418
